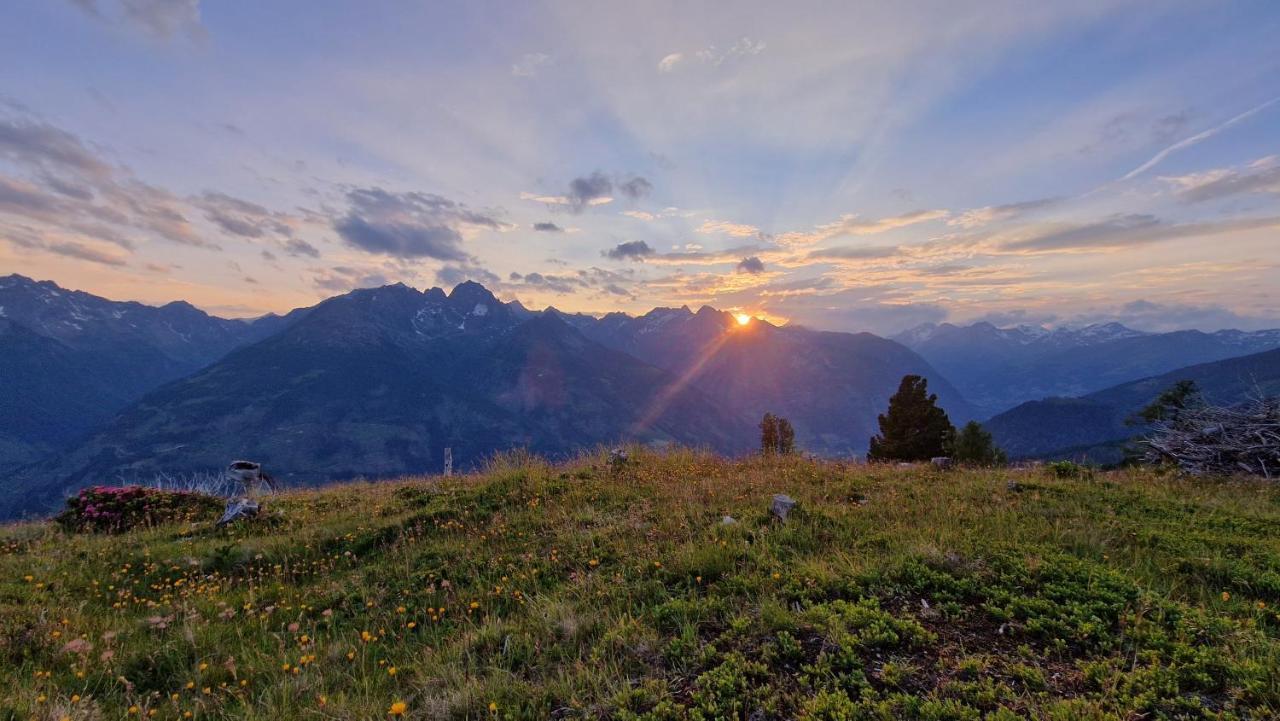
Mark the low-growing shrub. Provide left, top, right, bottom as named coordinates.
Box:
left=1046, top=460, right=1090, bottom=479
left=55, top=485, right=223, bottom=533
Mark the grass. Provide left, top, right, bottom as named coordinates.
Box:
left=3, top=447, right=1280, bottom=720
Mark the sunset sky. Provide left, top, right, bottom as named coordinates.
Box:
left=2, top=1, right=1278, bottom=334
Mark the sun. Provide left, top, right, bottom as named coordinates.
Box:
left=734, top=313, right=752, bottom=326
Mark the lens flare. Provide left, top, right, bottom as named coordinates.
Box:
left=735, top=313, right=752, bottom=326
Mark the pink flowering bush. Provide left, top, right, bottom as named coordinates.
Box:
left=55, top=485, right=224, bottom=533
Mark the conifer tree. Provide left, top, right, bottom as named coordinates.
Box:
left=951, top=420, right=1006, bottom=466
left=759, top=413, right=779, bottom=455
left=868, top=375, right=955, bottom=462
left=777, top=417, right=796, bottom=455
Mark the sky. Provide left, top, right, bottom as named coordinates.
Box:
left=1, top=1, right=1278, bottom=335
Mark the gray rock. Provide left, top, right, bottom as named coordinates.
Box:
left=721, top=515, right=737, bottom=526
left=608, top=447, right=629, bottom=470
left=226, top=460, right=276, bottom=496
left=217, top=498, right=259, bottom=527
left=930, top=456, right=953, bottom=469
left=770, top=494, right=797, bottom=522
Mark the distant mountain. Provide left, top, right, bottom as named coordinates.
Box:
left=1, top=283, right=750, bottom=517
left=0, top=275, right=304, bottom=469
left=895, top=321, right=1280, bottom=413
left=567, top=306, right=975, bottom=456
left=985, top=347, right=1280, bottom=462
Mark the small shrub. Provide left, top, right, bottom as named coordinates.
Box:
left=55, top=485, right=223, bottom=533
left=1046, top=460, right=1090, bottom=479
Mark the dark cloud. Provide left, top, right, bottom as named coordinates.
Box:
left=312, top=266, right=391, bottom=293
left=333, top=187, right=502, bottom=261
left=532, top=221, right=563, bottom=232
left=618, top=175, right=653, bottom=200
left=736, top=256, right=765, bottom=274
left=435, top=263, right=501, bottom=287
left=283, top=238, right=320, bottom=258
left=566, top=172, right=613, bottom=213
left=603, top=240, right=655, bottom=260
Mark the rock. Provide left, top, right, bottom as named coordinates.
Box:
left=930, top=456, right=953, bottom=469
left=770, top=494, right=796, bottom=522
left=226, top=460, right=275, bottom=496
left=721, top=515, right=737, bottom=526
left=608, top=447, right=629, bottom=471
left=217, top=497, right=259, bottom=527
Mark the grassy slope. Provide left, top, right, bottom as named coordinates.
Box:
left=3, top=450, right=1280, bottom=720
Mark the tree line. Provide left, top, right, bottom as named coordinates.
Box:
left=757, top=374, right=1006, bottom=465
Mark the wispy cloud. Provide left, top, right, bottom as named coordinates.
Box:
left=1121, top=96, right=1280, bottom=180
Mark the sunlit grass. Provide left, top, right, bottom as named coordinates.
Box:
left=3, top=448, right=1279, bottom=719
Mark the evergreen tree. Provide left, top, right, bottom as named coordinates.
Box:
left=868, top=375, right=955, bottom=462
left=1134, top=380, right=1201, bottom=424
left=777, top=417, right=796, bottom=455
left=759, top=413, right=779, bottom=455
left=950, top=421, right=1006, bottom=466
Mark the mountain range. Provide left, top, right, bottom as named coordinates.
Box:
left=895, top=321, right=1280, bottom=414
left=0, top=276, right=968, bottom=518
left=0, top=275, right=298, bottom=472
left=2, top=273, right=1277, bottom=519
left=985, top=347, right=1280, bottom=462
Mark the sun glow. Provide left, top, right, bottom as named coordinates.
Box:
left=735, top=313, right=752, bottom=326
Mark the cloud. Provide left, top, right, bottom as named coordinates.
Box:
left=283, top=238, right=320, bottom=258
left=523, top=172, right=651, bottom=213
left=947, top=198, right=1059, bottom=229
left=532, top=221, right=563, bottom=232
left=660, top=38, right=766, bottom=72
left=46, top=240, right=128, bottom=266
left=509, top=270, right=583, bottom=294
left=195, top=191, right=295, bottom=239
left=806, top=244, right=901, bottom=260
left=312, top=266, right=390, bottom=293
left=1121, top=96, right=1280, bottom=180
left=657, top=53, right=684, bottom=73
left=511, top=52, right=551, bottom=77
left=698, top=219, right=763, bottom=238
left=435, top=263, right=501, bottom=288
left=0, top=115, right=112, bottom=179
left=998, top=214, right=1280, bottom=253
left=603, top=240, right=655, bottom=261
left=333, top=187, right=502, bottom=260
left=736, top=256, right=765, bottom=274
left=0, top=110, right=209, bottom=251
left=69, top=0, right=206, bottom=40
left=1078, top=299, right=1280, bottom=333
left=1162, top=156, right=1280, bottom=203
left=618, top=175, right=652, bottom=200
left=779, top=209, right=948, bottom=247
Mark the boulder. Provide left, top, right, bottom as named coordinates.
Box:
left=721, top=515, right=737, bottom=526
left=770, top=494, right=797, bottom=522
left=930, top=456, right=953, bottom=469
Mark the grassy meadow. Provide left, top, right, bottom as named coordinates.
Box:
left=3, top=449, right=1280, bottom=720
